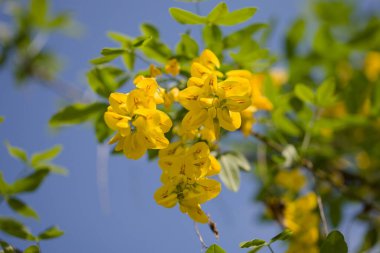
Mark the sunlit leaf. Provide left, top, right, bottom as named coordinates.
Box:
left=240, top=239, right=266, bottom=248
left=7, top=198, right=39, bottom=220
left=269, top=229, right=292, bottom=243
left=38, top=226, right=64, bottom=240
left=214, top=7, right=257, bottom=26
left=5, top=142, right=28, bottom=163
left=205, top=244, right=226, bottom=253
left=294, top=84, right=314, bottom=103
left=207, top=2, right=228, bottom=23
left=30, top=145, right=62, bottom=167
left=169, top=8, right=207, bottom=25
left=24, top=245, right=40, bottom=253
left=140, top=23, right=160, bottom=39
left=316, top=78, right=336, bottom=107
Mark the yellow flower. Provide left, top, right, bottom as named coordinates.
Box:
left=283, top=193, right=319, bottom=253
left=165, top=58, right=180, bottom=76
left=275, top=169, right=306, bottom=193
left=364, top=51, right=380, bottom=81
left=104, top=83, right=172, bottom=159
left=179, top=56, right=252, bottom=137
left=269, top=68, right=288, bottom=87
left=154, top=142, right=222, bottom=223
left=149, top=64, right=162, bottom=77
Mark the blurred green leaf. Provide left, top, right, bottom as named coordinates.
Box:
left=0, top=172, right=10, bottom=196
left=107, top=31, right=130, bottom=44
left=176, top=33, right=199, bottom=59
left=30, top=0, right=48, bottom=27
left=50, top=102, right=107, bottom=126
left=320, top=231, right=348, bottom=253
left=0, top=217, right=35, bottom=241
left=205, top=244, right=226, bottom=253
left=7, top=198, right=39, bottom=220
left=5, top=142, right=28, bottom=163
left=295, top=84, right=314, bottom=103
left=285, top=18, right=305, bottom=58
left=90, top=55, right=119, bottom=65
left=0, top=116, right=4, bottom=123
left=38, top=164, right=67, bottom=175
left=240, top=239, right=266, bottom=248
left=132, top=37, right=152, bottom=47
left=122, top=51, right=135, bottom=70
left=30, top=145, right=62, bottom=168
left=140, top=23, right=160, bottom=39
left=316, top=78, right=336, bottom=107
left=203, top=25, right=223, bottom=56
left=94, top=113, right=113, bottom=143
left=38, top=226, right=64, bottom=240
left=87, top=66, right=129, bottom=98
left=223, top=23, right=268, bottom=49
left=0, top=240, right=16, bottom=253
left=101, top=48, right=127, bottom=56
left=47, top=13, right=71, bottom=29
left=24, top=245, right=40, bottom=253
left=272, top=109, right=301, bottom=136
left=207, top=2, right=228, bottom=23
left=141, top=40, right=171, bottom=64
left=169, top=8, right=207, bottom=25
left=269, top=229, right=292, bottom=243
left=10, top=170, right=49, bottom=194
left=214, top=7, right=257, bottom=26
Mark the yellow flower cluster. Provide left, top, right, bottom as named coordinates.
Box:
left=154, top=142, right=221, bottom=223
left=283, top=193, right=319, bottom=253
left=104, top=77, right=172, bottom=159
left=104, top=49, right=273, bottom=223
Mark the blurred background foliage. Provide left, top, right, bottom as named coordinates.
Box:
left=1, top=0, right=380, bottom=252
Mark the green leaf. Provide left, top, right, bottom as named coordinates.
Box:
left=140, top=40, right=171, bottom=64
left=223, top=23, right=268, bottom=49
left=94, top=113, right=113, bottom=143
left=316, top=78, right=336, bottom=107
left=320, top=231, right=348, bottom=253
left=90, top=55, right=119, bottom=65
left=87, top=67, right=129, bottom=98
left=5, top=142, right=28, bottom=163
left=30, top=145, right=62, bottom=167
left=7, top=198, right=39, bottom=220
left=203, top=25, right=223, bottom=56
left=240, top=239, right=266, bottom=248
left=122, top=51, right=135, bottom=70
left=39, top=164, right=67, bottom=175
left=30, top=0, right=48, bottom=27
left=0, top=240, right=16, bottom=253
left=0, top=172, right=10, bottom=195
left=140, top=23, right=160, bottom=39
left=24, top=245, right=40, bottom=253
left=285, top=18, right=306, bottom=58
left=207, top=2, right=228, bottom=23
left=214, top=7, right=257, bottom=26
left=269, top=229, right=292, bottom=244
left=50, top=103, right=107, bottom=126
left=0, top=116, right=4, bottom=123
left=101, top=48, right=127, bottom=56
left=38, top=226, right=64, bottom=240
left=0, top=217, right=35, bottom=241
left=10, top=170, right=49, bottom=194
left=132, top=37, right=152, bottom=47
left=205, top=244, right=226, bottom=253
left=294, top=84, right=314, bottom=103
left=107, top=31, right=130, bottom=44
left=47, top=13, right=71, bottom=29
left=176, top=33, right=199, bottom=59
left=169, top=8, right=207, bottom=25
left=219, top=152, right=249, bottom=192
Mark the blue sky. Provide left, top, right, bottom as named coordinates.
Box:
left=0, top=0, right=374, bottom=252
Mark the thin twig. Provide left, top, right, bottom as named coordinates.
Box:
left=267, top=245, right=275, bottom=253
left=194, top=222, right=208, bottom=251
left=317, top=195, right=329, bottom=237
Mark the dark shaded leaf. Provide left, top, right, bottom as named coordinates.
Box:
left=320, top=231, right=348, bottom=253
left=0, top=217, right=35, bottom=241
left=50, top=103, right=107, bottom=126
left=10, top=170, right=49, bottom=194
